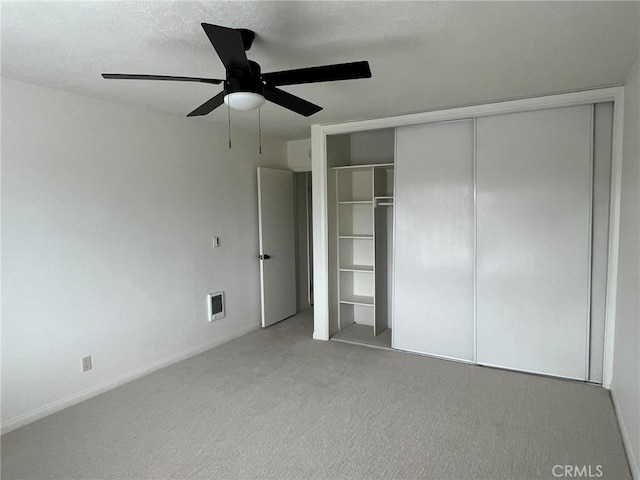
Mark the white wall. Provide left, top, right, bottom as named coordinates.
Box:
left=611, top=58, right=640, bottom=479
left=350, top=130, right=395, bottom=165
left=287, top=139, right=311, bottom=171
left=1, top=79, right=287, bottom=432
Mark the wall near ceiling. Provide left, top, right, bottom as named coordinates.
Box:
left=1, top=79, right=287, bottom=433
left=611, top=57, right=640, bottom=479
left=287, top=139, right=312, bottom=171
left=287, top=132, right=397, bottom=172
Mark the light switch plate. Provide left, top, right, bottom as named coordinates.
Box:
left=82, top=355, right=92, bottom=372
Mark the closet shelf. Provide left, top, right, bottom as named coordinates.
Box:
left=339, top=264, right=374, bottom=273
left=339, top=200, right=374, bottom=205
left=339, top=295, right=374, bottom=306
left=338, top=234, right=374, bottom=239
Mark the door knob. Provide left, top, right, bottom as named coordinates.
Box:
left=259, top=254, right=271, bottom=260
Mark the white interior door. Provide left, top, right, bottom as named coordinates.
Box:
left=257, top=167, right=297, bottom=327
left=476, top=105, right=592, bottom=380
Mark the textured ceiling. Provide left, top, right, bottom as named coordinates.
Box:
left=2, top=1, right=639, bottom=140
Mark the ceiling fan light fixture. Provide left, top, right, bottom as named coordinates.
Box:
left=223, top=91, right=265, bottom=111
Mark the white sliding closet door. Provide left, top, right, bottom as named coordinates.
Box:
left=394, top=120, right=474, bottom=361
left=476, top=106, right=592, bottom=380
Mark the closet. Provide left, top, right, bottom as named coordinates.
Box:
left=327, top=130, right=395, bottom=348
left=392, top=104, right=612, bottom=382
left=320, top=98, right=615, bottom=383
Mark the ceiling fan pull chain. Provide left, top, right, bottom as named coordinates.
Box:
left=258, top=108, right=262, bottom=155
left=227, top=99, right=231, bottom=149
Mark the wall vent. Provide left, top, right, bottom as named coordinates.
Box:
left=207, top=291, right=225, bottom=322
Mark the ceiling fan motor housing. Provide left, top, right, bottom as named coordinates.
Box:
left=225, top=60, right=264, bottom=95
left=238, top=28, right=256, bottom=51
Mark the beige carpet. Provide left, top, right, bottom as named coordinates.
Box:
left=1, top=309, right=631, bottom=479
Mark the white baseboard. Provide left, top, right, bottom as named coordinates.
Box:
left=1, top=323, right=259, bottom=435
left=611, top=388, right=640, bottom=479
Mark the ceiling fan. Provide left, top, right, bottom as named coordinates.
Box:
left=102, top=23, right=372, bottom=118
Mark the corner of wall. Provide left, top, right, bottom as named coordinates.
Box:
left=611, top=388, right=640, bottom=480
left=610, top=56, right=640, bottom=480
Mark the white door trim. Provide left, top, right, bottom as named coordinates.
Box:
left=603, top=89, right=625, bottom=389
left=311, top=86, right=624, bottom=388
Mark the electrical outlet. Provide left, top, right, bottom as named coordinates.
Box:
left=82, top=355, right=92, bottom=372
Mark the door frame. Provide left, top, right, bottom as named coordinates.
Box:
left=310, top=86, right=625, bottom=389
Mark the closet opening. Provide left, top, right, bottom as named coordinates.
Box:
left=314, top=94, right=619, bottom=384
left=325, top=129, right=395, bottom=349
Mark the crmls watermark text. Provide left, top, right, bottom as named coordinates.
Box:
left=552, top=465, right=604, bottom=478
